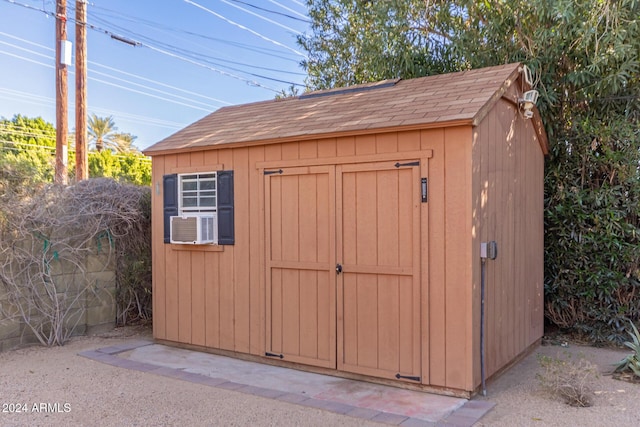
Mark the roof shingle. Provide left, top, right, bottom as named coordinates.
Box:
left=144, top=63, right=522, bottom=154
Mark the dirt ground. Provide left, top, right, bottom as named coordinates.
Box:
left=476, top=340, right=640, bottom=426
left=1, top=326, right=639, bottom=426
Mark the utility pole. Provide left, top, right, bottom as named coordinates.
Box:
left=75, top=0, right=88, bottom=180
left=55, top=0, right=68, bottom=184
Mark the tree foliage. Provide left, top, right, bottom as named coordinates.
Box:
left=300, top=0, right=640, bottom=343
left=0, top=115, right=56, bottom=189
left=88, top=113, right=117, bottom=153
left=0, top=114, right=153, bottom=334
left=299, top=0, right=461, bottom=89
left=87, top=115, right=139, bottom=154
left=89, top=150, right=151, bottom=186
left=0, top=114, right=151, bottom=187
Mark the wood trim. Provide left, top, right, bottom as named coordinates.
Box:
left=170, top=164, right=224, bottom=173
left=419, top=156, right=431, bottom=385
left=269, top=260, right=332, bottom=271
left=335, top=164, right=345, bottom=373
left=257, top=150, right=432, bottom=169
left=327, top=165, right=337, bottom=367
left=341, top=264, right=413, bottom=276
left=144, top=121, right=472, bottom=157
left=264, top=170, right=274, bottom=356
left=411, top=162, right=424, bottom=384
left=169, top=244, right=224, bottom=252
left=472, top=67, right=521, bottom=127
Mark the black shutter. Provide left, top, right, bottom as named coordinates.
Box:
left=217, top=170, right=234, bottom=245
left=163, top=174, right=178, bottom=243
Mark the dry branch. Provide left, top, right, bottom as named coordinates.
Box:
left=0, top=178, right=151, bottom=346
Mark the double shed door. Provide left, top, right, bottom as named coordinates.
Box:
left=265, top=161, right=422, bottom=382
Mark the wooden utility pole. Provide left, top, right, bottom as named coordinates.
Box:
left=55, top=0, right=68, bottom=184
left=75, top=0, right=88, bottom=180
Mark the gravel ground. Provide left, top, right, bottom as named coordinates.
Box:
left=476, top=341, right=640, bottom=426
left=0, top=327, right=378, bottom=427
left=1, top=326, right=639, bottom=426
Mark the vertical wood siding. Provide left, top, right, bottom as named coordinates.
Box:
left=150, top=118, right=544, bottom=393
left=472, top=99, right=545, bottom=384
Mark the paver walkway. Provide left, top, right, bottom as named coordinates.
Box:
left=79, top=340, right=493, bottom=426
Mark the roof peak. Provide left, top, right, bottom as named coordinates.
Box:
left=299, top=78, right=401, bottom=100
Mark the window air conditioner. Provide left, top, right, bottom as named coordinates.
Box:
left=170, top=214, right=218, bottom=245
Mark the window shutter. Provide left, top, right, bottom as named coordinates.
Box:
left=217, top=170, right=234, bottom=245
left=163, top=174, right=178, bottom=243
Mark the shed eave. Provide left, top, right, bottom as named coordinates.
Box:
left=143, top=118, right=475, bottom=157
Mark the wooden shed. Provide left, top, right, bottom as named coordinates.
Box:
left=143, top=63, right=548, bottom=397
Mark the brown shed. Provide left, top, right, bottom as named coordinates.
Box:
left=143, top=63, right=548, bottom=397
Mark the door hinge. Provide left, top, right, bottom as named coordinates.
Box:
left=395, top=373, right=421, bottom=382
left=265, top=352, right=284, bottom=359
left=394, top=161, right=420, bottom=168
left=264, top=169, right=283, bottom=175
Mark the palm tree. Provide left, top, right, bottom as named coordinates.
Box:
left=111, top=132, right=139, bottom=153
left=88, top=114, right=117, bottom=152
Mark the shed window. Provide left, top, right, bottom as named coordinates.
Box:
left=163, top=170, right=235, bottom=245
left=179, top=173, right=217, bottom=213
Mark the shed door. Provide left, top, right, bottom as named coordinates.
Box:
left=264, top=166, right=336, bottom=368
left=337, top=162, right=422, bottom=382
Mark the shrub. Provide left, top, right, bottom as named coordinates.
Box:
left=613, top=321, right=640, bottom=379
left=0, top=178, right=151, bottom=346
left=537, top=352, right=599, bottom=407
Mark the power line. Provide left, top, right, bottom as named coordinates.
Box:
left=0, top=138, right=57, bottom=150
left=87, top=14, right=306, bottom=77
left=267, top=0, right=309, bottom=19
left=0, top=88, right=186, bottom=130
left=0, top=47, right=53, bottom=68
left=2, top=0, right=303, bottom=91
left=0, top=42, right=229, bottom=110
left=89, top=62, right=233, bottom=105
left=286, top=0, right=307, bottom=8
left=229, top=0, right=310, bottom=23
left=219, top=0, right=305, bottom=33
left=87, top=4, right=301, bottom=62
left=73, top=16, right=288, bottom=91
left=87, top=75, right=214, bottom=112
left=0, top=31, right=235, bottom=106
left=79, top=13, right=306, bottom=87
left=0, top=127, right=55, bottom=140
left=0, top=138, right=152, bottom=161
left=183, top=0, right=305, bottom=57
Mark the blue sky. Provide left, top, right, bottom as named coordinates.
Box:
left=0, top=0, right=309, bottom=150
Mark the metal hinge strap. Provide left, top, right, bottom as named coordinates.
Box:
left=265, top=352, right=284, bottom=359
left=394, top=161, right=419, bottom=168
left=395, top=373, right=421, bottom=382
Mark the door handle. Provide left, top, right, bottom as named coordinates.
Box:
left=336, top=263, right=343, bottom=274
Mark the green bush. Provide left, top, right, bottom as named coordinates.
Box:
left=614, top=322, right=640, bottom=378
left=544, top=116, right=640, bottom=343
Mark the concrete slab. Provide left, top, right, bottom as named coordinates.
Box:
left=80, top=341, right=494, bottom=425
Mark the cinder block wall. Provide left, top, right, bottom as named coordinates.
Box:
left=0, top=250, right=116, bottom=352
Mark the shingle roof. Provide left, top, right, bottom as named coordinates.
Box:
left=144, top=63, right=523, bottom=155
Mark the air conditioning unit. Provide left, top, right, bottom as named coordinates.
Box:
left=170, top=214, right=217, bottom=245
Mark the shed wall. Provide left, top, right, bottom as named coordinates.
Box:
left=472, top=98, right=545, bottom=386
left=150, top=126, right=480, bottom=392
